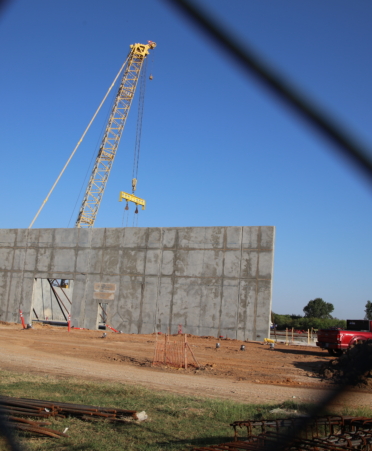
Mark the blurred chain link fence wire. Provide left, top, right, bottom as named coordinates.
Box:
left=163, top=0, right=372, bottom=449
left=165, top=0, right=372, bottom=186
left=1, top=0, right=372, bottom=448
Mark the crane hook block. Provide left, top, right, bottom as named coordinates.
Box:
left=119, top=191, right=146, bottom=210
left=132, top=178, right=137, bottom=192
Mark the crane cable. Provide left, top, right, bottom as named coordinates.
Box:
left=28, top=54, right=130, bottom=229
left=132, top=59, right=148, bottom=227
left=132, top=57, right=148, bottom=189
left=122, top=57, right=149, bottom=227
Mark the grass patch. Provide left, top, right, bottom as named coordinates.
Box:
left=0, top=370, right=371, bottom=450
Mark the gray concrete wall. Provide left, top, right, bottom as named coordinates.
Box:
left=0, top=226, right=275, bottom=340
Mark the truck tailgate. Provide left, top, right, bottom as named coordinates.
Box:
left=317, top=330, right=339, bottom=346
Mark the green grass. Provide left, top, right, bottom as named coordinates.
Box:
left=0, top=370, right=371, bottom=451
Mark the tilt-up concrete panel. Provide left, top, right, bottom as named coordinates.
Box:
left=0, top=226, right=275, bottom=340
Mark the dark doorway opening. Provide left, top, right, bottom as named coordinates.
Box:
left=31, top=278, right=73, bottom=325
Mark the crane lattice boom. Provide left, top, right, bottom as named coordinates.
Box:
left=75, top=41, right=156, bottom=228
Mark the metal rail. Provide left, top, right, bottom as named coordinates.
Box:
left=0, top=395, right=145, bottom=439
left=192, top=430, right=372, bottom=451
left=191, top=415, right=372, bottom=451
left=230, top=416, right=372, bottom=441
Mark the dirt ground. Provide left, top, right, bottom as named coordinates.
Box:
left=1, top=322, right=371, bottom=408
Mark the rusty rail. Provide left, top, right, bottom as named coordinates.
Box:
left=230, top=416, right=372, bottom=441
left=192, top=432, right=372, bottom=451
left=192, top=416, right=372, bottom=451
left=0, top=395, right=146, bottom=439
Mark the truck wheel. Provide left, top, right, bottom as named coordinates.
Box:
left=327, top=349, right=335, bottom=356
left=334, top=349, right=343, bottom=356
left=350, top=339, right=366, bottom=349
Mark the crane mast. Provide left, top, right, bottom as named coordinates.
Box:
left=75, top=41, right=156, bottom=228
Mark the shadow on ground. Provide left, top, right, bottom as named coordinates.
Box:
left=156, top=435, right=233, bottom=449
left=273, top=348, right=329, bottom=358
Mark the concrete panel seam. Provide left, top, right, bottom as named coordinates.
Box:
left=19, top=230, right=32, bottom=320
left=137, top=228, right=149, bottom=333
left=197, top=228, right=207, bottom=334
left=252, top=227, right=261, bottom=339
left=6, top=229, right=30, bottom=319
left=236, top=226, right=244, bottom=340
left=154, top=228, right=164, bottom=332
left=168, top=228, right=179, bottom=333
left=81, top=229, right=94, bottom=327
left=217, top=227, right=227, bottom=337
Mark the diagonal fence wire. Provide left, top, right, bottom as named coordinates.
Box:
left=163, top=0, right=372, bottom=187
left=1, top=1, right=372, bottom=449
left=0, top=413, right=23, bottom=451
left=160, top=0, right=372, bottom=450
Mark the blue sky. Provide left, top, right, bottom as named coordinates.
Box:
left=1, top=0, right=371, bottom=319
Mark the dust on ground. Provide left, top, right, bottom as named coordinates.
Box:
left=0, top=322, right=371, bottom=408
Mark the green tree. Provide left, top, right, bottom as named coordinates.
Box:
left=364, top=300, right=372, bottom=320
left=272, top=312, right=345, bottom=330
left=303, top=298, right=334, bottom=319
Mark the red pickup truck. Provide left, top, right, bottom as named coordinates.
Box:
left=316, top=320, right=372, bottom=356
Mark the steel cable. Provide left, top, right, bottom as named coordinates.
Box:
left=29, top=54, right=130, bottom=229
left=132, top=57, right=148, bottom=183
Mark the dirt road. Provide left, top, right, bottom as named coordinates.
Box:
left=0, top=323, right=370, bottom=408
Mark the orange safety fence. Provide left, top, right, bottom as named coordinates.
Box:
left=153, top=334, right=199, bottom=369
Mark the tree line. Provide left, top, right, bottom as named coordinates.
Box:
left=272, top=298, right=371, bottom=330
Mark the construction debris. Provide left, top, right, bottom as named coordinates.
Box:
left=0, top=395, right=147, bottom=439
left=230, top=415, right=372, bottom=441
left=192, top=430, right=372, bottom=451
left=192, top=415, right=372, bottom=450
left=8, top=417, right=68, bottom=438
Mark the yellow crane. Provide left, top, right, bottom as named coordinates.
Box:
left=75, top=41, right=156, bottom=228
